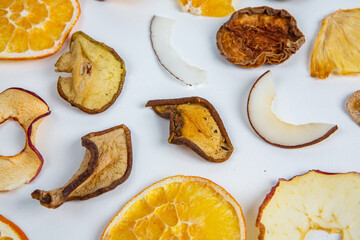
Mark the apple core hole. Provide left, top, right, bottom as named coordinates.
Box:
left=0, top=120, right=26, bottom=156
left=305, top=230, right=341, bottom=240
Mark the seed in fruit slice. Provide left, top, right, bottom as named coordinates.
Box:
left=0, top=88, right=50, bottom=191
left=31, top=125, right=132, bottom=208
left=247, top=71, right=338, bottom=148
left=217, top=6, right=305, bottom=68
left=101, top=175, right=246, bottom=240
left=311, top=9, right=360, bottom=79
left=257, top=170, right=360, bottom=240
left=56, top=31, right=126, bottom=114
left=0, top=0, right=80, bottom=60
left=346, top=90, right=360, bottom=125
left=0, top=215, right=28, bottom=240
left=146, top=97, right=233, bottom=162
left=178, top=0, right=235, bottom=17
left=150, top=16, right=206, bottom=86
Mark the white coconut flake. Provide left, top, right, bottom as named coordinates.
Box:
left=150, top=15, right=206, bottom=86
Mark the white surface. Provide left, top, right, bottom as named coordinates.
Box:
left=0, top=0, right=360, bottom=239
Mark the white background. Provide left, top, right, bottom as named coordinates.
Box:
left=1, top=0, right=360, bottom=239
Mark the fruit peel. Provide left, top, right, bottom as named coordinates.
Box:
left=31, top=124, right=132, bottom=208
left=0, top=88, right=50, bottom=191
left=56, top=31, right=126, bottom=114
left=217, top=6, right=305, bottom=68
left=146, top=97, right=233, bottom=162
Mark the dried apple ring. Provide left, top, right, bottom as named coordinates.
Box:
left=0, top=88, right=50, bottom=191
left=216, top=6, right=305, bottom=68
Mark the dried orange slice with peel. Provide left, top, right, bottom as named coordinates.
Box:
left=0, top=0, right=80, bottom=60
left=0, top=215, right=29, bottom=240
left=178, top=0, right=235, bottom=17
left=102, top=175, right=246, bottom=240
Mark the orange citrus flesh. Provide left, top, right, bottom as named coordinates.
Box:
left=0, top=0, right=80, bottom=60
left=0, top=215, right=28, bottom=240
left=102, top=176, right=246, bottom=240
left=178, top=0, right=235, bottom=17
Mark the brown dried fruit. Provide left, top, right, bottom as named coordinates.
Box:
left=216, top=6, right=305, bottom=68
left=31, top=125, right=132, bottom=208
left=146, top=97, right=233, bottom=162
left=347, top=90, right=360, bottom=125
left=55, top=31, right=126, bottom=114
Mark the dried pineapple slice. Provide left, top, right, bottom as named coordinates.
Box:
left=311, top=8, right=360, bottom=79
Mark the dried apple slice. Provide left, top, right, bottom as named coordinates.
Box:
left=31, top=125, right=132, bottom=208
left=55, top=31, right=126, bottom=114
left=146, top=97, right=233, bottom=162
left=150, top=16, right=206, bottom=86
left=247, top=71, right=338, bottom=148
left=0, top=88, right=50, bottom=191
left=0, top=215, right=29, bottom=240
left=217, top=6, right=305, bottom=68
left=311, top=9, right=360, bottom=79
left=347, top=90, right=360, bottom=125
left=257, top=170, right=360, bottom=240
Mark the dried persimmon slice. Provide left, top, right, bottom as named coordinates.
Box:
left=0, top=88, right=50, bottom=191
left=216, top=6, right=305, bottom=68
left=146, top=97, right=233, bottom=162
left=32, top=125, right=132, bottom=208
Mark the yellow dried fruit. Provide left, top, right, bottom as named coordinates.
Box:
left=311, top=8, right=360, bottom=79
left=347, top=90, right=360, bottom=125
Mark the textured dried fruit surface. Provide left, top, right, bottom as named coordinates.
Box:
left=0, top=0, right=80, bottom=59
left=0, top=88, right=50, bottom=191
left=178, top=0, right=234, bottom=17
left=311, top=9, right=360, bottom=79
left=257, top=170, right=360, bottom=240
left=146, top=97, right=233, bottom=162
left=217, top=7, right=305, bottom=68
left=56, top=31, right=126, bottom=114
left=0, top=215, right=28, bottom=240
left=347, top=90, right=360, bottom=125
left=102, top=176, right=246, bottom=240
left=31, top=125, right=132, bottom=208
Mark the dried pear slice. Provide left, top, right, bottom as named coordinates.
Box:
left=216, top=6, right=305, bottom=68
left=55, top=31, right=126, bottom=114
left=311, top=9, right=360, bottom=79
left=31, top=125, right=132, bottom=208
left=146, top=97, right=233, bottom=162
left=257, top=170, right=360, bottom=240
left=347, top=90, right=360, bottom=125
left=0, top=88, right=50, bottom=191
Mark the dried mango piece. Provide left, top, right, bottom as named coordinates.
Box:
left=347, top=90, right=360, bottom=125
left=31, top=125, right=132, bottom=208
left=216, top=6, right=305, bottom=68
left=146, top=97, right=233, bottom=162
left=55, top=31, right=126, bottom=114
left=311, top=9, right=360, bottom=79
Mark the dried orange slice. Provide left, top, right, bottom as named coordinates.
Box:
left=0, top=0, right=80, bottom=60
left=178, top=0, right=235, bottom=17
left=0, top=215, right=28, bottom=240
left=102, top=176, right=246, bottom=240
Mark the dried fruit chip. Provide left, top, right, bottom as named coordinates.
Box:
left=56, top=31, right=126, bottom=114
left=150, top=16, right=206, bottom=86
left=347, top=90, right=360, bottom=125
left=0, top=215, right=28, bottom=240
left=216, top=6, right=305, bottom=68
left=0, top=0, right=80, bottom=60
left=31, top=125, right=132, bottom=208
left=257, top=170, right=360, bottom=240
left=178, top=0, right=235, bottom=17
left=311, top=9, right=360, bottom=79
left=101, top=175, right=246, bottom=240
left=146, top=97, right=233, bottom=162
left=0, top=88, right=50, bottom=191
